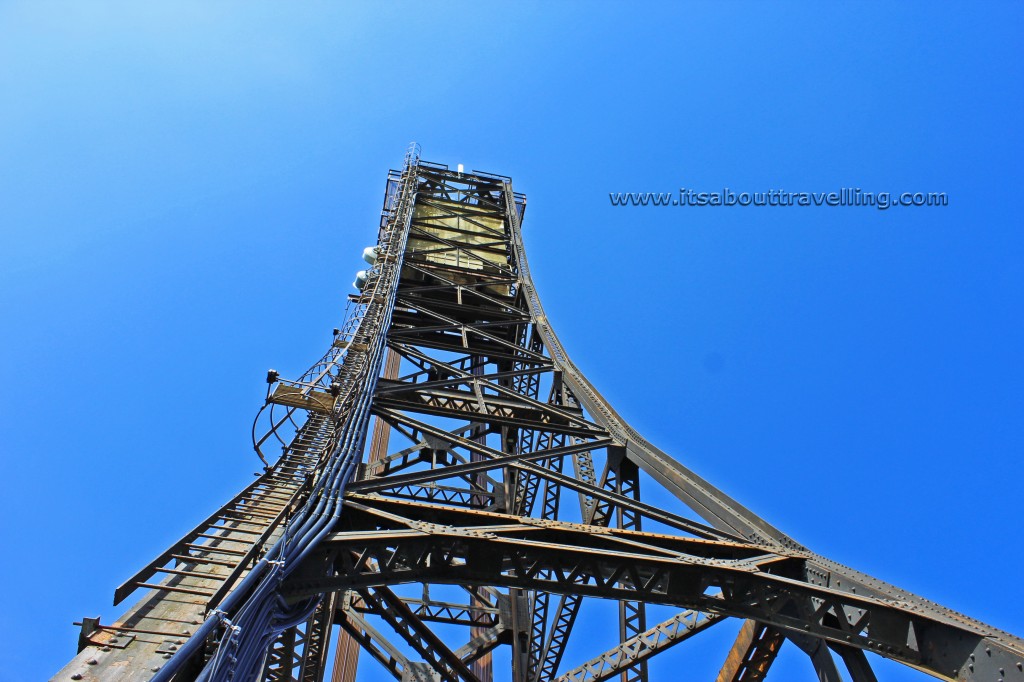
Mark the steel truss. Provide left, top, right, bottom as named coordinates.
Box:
left=56, top=152, right=1024, bottom=682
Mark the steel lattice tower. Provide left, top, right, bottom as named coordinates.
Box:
left=55, top=146, right=1024, bottom=682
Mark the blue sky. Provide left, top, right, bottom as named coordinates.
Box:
left=1, top=3, right=1022, bottom=680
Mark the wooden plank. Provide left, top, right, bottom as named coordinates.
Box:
left=269, top=384, right=337, bottom=415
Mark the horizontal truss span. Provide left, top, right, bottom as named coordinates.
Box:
left=283, top=499, right=1021, bottom=680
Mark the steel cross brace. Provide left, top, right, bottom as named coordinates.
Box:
left=556, top=609, right=724, bottom=682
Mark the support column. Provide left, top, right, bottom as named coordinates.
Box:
left=331, top=347, right=400, bottom=682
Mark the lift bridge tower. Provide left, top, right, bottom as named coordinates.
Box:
left=56, top=146, right=1023, bottom=682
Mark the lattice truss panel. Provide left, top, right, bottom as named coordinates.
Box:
left=55, top=157, right=1024, bottom=682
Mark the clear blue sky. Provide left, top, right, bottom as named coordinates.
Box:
left=1, top=3, right=1022, bottom=681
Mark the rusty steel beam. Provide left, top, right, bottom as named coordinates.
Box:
left=715, top=621, right=785, bottom=682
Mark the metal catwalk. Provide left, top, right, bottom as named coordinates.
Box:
left=55, top=146, right=1024, bottom=682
